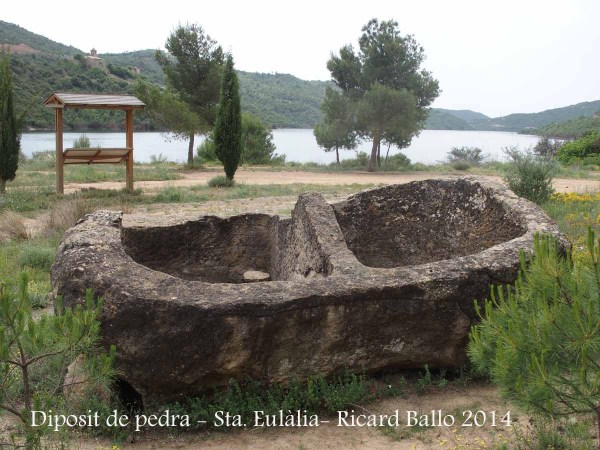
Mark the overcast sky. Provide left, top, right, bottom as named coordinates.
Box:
left=4, top=0, right=599, bottom=117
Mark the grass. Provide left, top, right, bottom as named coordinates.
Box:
left=542, top=192, right=600, bottom=262
left=0, top=210, right=30, bottom=239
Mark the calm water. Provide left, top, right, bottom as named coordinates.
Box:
left=20, top=129, right=540, bottom=165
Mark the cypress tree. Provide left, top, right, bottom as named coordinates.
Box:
left=0, top=52, right=21, bottom=194
left=214, top=54, right=242, bottom=180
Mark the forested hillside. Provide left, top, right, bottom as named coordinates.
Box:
left=470, top=100, right=600, bottom=132
left=1, top=20, right=329, bottom=129
left=530, top=114, right=600, bottom=139
left=2, top=20, right=599, bottom=133
left=424, top=109, right=472, bottom=130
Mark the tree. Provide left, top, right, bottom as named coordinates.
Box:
left=240, top=112, right=280, bottom=165
left=156, top=24, right=224, bottom=166
left=0, top=274, right=115, bottom=448
left=327, top=19, right=439, bottom=171
left=314, top=87, right=357, bottom=164
left=468, top=230, right=600, bottom=445
left=133, top=78, right=200, bottom=150
left=214, top=55, right=242, bottom=180
left=0, top=52, right=22, bottom=193
left=197, top=112, right=283, bottom=165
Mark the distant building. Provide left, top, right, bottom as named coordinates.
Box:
left=85, top=48, right=106, bottom=70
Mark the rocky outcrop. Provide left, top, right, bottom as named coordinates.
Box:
left=51, top=178, right=566, bottom=404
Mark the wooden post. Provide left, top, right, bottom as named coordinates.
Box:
left=125, top=109, right=134, bottom=193
left=55, top=108, right=64, bottom=194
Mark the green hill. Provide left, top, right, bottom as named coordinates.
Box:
left=424, top=110, right=472, bottom=130
left=530, top=114, right=600, bottom=139
left=0, top=20, right=79, bottom=56
left=435, top=108, right=489, bottom=123
left=1, top=21, right=329, bottom=129
left=101, top=50, right=165, bottom=85
left=470, top=100, right=600, bottom=132
left=237, top=71, right=328, bottom=128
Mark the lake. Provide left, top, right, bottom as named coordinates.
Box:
left=20, top=129, right=541, bottom=165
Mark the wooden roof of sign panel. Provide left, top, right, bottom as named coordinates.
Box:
left=44, top=93, right=145, bottom=110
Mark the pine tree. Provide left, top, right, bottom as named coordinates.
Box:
left=469, top=229, right=600, bottom=445
left=0, top=52, right=21, bottom=194
left=214, top=54, right=242, bottom=180
left=0, top=274, right=115, bottom=448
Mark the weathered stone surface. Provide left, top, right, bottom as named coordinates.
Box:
left=243, top=270, right=271, bottom=282
left=51, top=178, right=567, bottom=404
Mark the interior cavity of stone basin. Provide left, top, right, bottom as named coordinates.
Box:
left=120, top=180, right=527, bottom=282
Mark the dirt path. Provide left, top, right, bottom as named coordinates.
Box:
left=63, top=169, right=600, bottom=194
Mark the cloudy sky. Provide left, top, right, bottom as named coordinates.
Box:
left=4, top=0, right=599, bottom=117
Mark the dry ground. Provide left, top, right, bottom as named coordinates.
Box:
left=69, top=384, right=522, bottom=450
left=63, top=168, right=600, bottom=194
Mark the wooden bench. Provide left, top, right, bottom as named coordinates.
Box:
left=63, top=147, right=132, bottom=165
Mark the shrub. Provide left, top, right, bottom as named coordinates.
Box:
left=447, top=146, right=486, bottom=165
left=196, top=138, right=218, bottom=163
left=336, top=151, right=370, bottom=169
left=503, top=146, right=556, bottom=204
left=45, top=199, right=94, bottom=234
left=384, top=152, right=411, bottom=170
left=165, top=371, right=369, bottom=431
left=18, top=245, right=55, bottom=271
left=0, top=210, right=29, bottom=240
left=0, top=275, right=116, bottom=448
left=208, top=175, right=235, bottom=188
left=28, top=150, right=55, bottom=169
left=73, top=134, right=91, bottom=148
left=152, top=186, right=184, bottom=202
left=533, top=136, right=563, bottom=158
left=149, top=153, right=168, bottom=164
left=557, top=132, right=600, bottom=164
left=469, top=230, right=600, bottom=446
left=451, top=161, right=471, bottom=171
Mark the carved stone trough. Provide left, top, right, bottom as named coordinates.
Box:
left=51, top=178, right=565, bottom=403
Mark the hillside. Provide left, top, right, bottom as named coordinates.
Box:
left=0, top=20, right=79, bottom=56
left=529, top=114, right=600, bottom=139
left=1, top=20, right=329, bottom=129
left=470, top=100, right=600, bottom=132
left=424, top=109, right=472, bottom=130
left=435, top=108, right=489, bottom=123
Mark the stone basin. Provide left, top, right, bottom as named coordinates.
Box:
left=51, top=178, right=566, bottom=404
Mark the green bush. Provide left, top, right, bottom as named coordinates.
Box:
left=557, top=132, right=600, bottom=164
left=0, top=275, right=116, bottom=448
left=503, top=147, right=556, bottom=204
left=152, top=186, right=184, bottom=203
left=73, top=134, right=91, bottom=148
left=196, top=138, right=218, bottom=163
left=18, top=245, right=55, bottom=271
left=165, top=371, right=369, bottom=431
left=451, top=161, right=471, bottom=171
left=533, top=136, right=563, bottom=158
left=383, top=152, right=411, bottom=170
left=336, top=151, right=370, bottom=169
left=469, top=230, right=600, bottom=446
left=447, top=146, right=486, bottom=165
left=149, top=153, right=168, bottom=164
left=208, top=175, right=235, bottom=188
